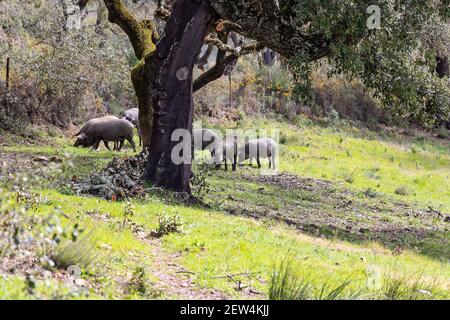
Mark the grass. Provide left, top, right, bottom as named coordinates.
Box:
left=216, top=117, right=450, bottom=213
left=269, top=260, right=314, bottom=300
left=268, top=260, right=440, bottom=300
left=53, top=229, right=104, bottom=270
left=0, top=118, right=449, bottom=299
left=26, top=190, right=448, bottom=299
left=204, top=168, right=449, bottom=261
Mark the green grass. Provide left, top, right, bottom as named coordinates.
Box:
left=215, top=117, right=450, bottom=213
left=0, top=118, right=449, bottom=299
left=204, top=169, right=449, bottom=261
left=0, top=274, right=103, bottom=300
left=27, top=190, right=449, bottom=299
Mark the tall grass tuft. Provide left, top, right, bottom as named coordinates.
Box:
left=381, top=274, right=436, bottom=300
left=52, top=229, right=104, bottom=271
left=269, top=260, right=312, bottom=300
left=269, top=260, right=352, bottom=300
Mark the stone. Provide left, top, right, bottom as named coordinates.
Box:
left=75, top=278, right=88, bottom=287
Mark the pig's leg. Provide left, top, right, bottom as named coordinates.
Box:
left=103, top=141, right=111, bottom=151
left=92, top=139, right=101, bottom=151
left=126, top=136, right=136, bottom=152
left=232, top=144, right=237, bottom=171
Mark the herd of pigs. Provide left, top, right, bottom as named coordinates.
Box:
left=73, top=108, right=277, bottom=171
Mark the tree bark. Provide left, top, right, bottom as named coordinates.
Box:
left=131, top=68, right=153, bottom=148
left=143, top=0, right=217, bottom=193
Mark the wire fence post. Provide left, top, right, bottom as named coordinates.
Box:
left=6, top=56, right=10, bottom=89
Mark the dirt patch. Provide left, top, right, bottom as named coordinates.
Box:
left=0, top=151, right=37, bottom=174
left=247, top=172, right=334, bottom=193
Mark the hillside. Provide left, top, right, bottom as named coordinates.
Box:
left=1, top=118, right=448, bottom=299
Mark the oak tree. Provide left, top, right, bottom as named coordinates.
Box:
left=89, top=0, right=449, bottom=195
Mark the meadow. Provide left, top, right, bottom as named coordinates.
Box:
left=0, top=117, right=449, bottom=299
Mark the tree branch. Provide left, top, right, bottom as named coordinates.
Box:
left=155, top=0, right=172, bottom=20
left=193, top=41, right=263, bottom=92
left=103, top=0, right=158, bottom=60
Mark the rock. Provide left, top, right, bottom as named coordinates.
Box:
left=75, top=278, right=88, bottom=287
left=418, top=289, right=432, bottom=296
left=99, top=243, right=112, bottom=250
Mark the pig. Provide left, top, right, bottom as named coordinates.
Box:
left=120, top=108, right=139, bottom=125
left=238, top=137, right=277, bottom=169
left=216, top=137, right=238, bottom=171
left=192, top=128, right=221, bottom=151
left=74, top=116, right=136, bottom=152
left=74, top=116, right=119, bottom=150
left=120, top=108, right=142, bottom=147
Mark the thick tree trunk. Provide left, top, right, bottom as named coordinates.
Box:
left=131, top=70, right=153, bottom=148
left=143, top=0, right=216, bottom=193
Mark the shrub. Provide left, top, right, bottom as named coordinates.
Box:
left=191, top=162, right=214, bottom=201
left=0, top=1, right=133, bottom=130
left=0, top=83, right=29, bottom=133
left=395, top=186, right=410, bottom=196
left=127, top=266, right=161, bottom=298
left=435, top=125, right=450, bottom=139
left=153, top=212, right=183, bottom=237
left=122, top=200, right=135, bottom=229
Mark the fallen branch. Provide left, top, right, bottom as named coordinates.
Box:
left=211, top=271, right=261, bottom=279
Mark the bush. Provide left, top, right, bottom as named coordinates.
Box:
left=153, top=212, right=183, bottom=237
left=126, top=266, right=161, bottom=298
left=0, top=2, right=133, bottom=129
left=395, top=186, right=411, bottom=196
left=0, top=83, right=29, bottom=133
left=191, top=162, right=214, bottom=201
